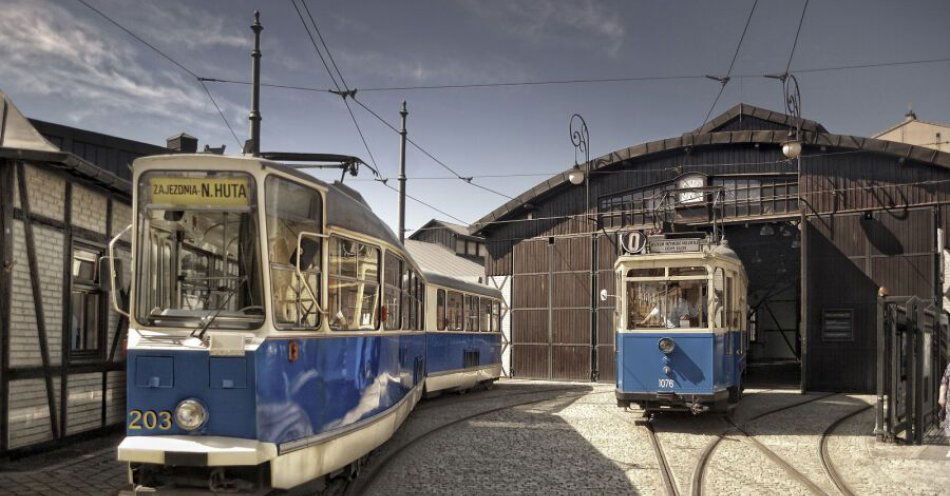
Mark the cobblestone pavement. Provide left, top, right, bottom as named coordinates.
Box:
left=0, top=431, right=126, bottom=495
left=2, top=381, right=949, bottom=495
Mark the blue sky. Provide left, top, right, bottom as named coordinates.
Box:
left=2, top=0, right=949, bottom=233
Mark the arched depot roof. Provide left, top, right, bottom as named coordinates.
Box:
left=470, top=103, right=950, bottom=236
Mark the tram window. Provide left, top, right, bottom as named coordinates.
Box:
left=480, top=298, right=491, bottom=332
left=266, top=176, right=323, bottom=329
left=627, top=268, right=664, bottom=278
left=669, top=266, right=706, bottom=277
left=384, top=253, right=401, bottom=330
left=136, top=171, right=264, bottom=330
left=712, top=268, right=725, bottom=328
left=437, top=289, right=446, bottom=330
left=328, top=238, right=380, bottom=331
left=464, top=295, right=478, bottom=331
left=627, top=280, right=707, bottom=329
left=446, top=291, right=463, bottom=331
left=492, top=301, right=501, bottom=332
left=725, top=276, right=734, bottom=328
left=420, top=281, right=426, bottom=328
left=406, top=271, right=417, bottom=330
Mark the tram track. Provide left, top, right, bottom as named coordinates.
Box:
left=338, top=386, right=589, bottom=496
left=819, top=405, right=871, bottom=496
left=645, top=422, right=680, bottom=496
left=690, top=392, right=836, bottom=496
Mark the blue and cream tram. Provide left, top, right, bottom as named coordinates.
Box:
left=112, top=153, right=501, bottom=492
left=614, top=234, right=748, bottom=414
left=424, top=273, right=503, bottom=395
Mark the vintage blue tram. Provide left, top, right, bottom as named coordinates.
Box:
left=111, top=153, right=502, bottom=492
left=614, top=233, right=749, bottom=415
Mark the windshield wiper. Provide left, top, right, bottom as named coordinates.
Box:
left=191, top=276, right=248, bottom=341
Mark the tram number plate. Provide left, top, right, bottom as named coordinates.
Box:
left=658, top=379, right=675, bottom=388
left=128, top=410, right=173, bottom=430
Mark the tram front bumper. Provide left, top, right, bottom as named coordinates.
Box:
left=118, top=435, right=278, bottom=466
left=615, top=389, right=729, bottom=409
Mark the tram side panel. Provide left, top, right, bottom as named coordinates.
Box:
left=425, top=332, right=502, bottom=393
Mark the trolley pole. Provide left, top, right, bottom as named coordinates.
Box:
left=248, top=11, right=263, bottom=157
left=398, top=101, right=408, bottom=244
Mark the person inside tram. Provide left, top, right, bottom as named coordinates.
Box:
left=640, top=282, right=699, bottom=328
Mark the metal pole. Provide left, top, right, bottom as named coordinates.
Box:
left=398, top=101, right=408, bottom=244
left=248, top=11, right=263, bottom=156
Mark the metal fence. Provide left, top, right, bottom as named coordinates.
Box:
left=875, top=295, right=949, bottom=444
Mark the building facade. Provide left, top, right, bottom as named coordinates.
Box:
left=410, top=219, right=487, bottom=262
left=472, top=103, right=950, bottom=392
left=0, top=92, right=169, bottom=454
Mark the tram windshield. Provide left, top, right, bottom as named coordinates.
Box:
left=626, top=267, right=707, bottom=329
left=134, top=171, right=264, bottom=330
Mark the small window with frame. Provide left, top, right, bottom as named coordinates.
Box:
left=70, top=244, right=104, bottom=358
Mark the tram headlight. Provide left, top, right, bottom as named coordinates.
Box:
left=175, top=398, right=208, bottom=431
left=658, top=338, right=676, bottom=354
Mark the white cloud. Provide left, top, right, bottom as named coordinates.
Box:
left=457, top=0, right=626, bottom=57
left=0, top=0, right=245, bottom=140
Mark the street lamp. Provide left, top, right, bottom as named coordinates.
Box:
left=569, top=113, right=597, bottom=382
left=568, top=168, right=585, bottom=185
left=782, top=140, right=802, bottom=160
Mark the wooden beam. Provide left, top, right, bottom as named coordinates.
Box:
left=15, top=161, right=60, bottom=438
left=59, top=182, right=71, bottom=438
left=0, top=160, right=15, bottom=452
left=101, top=198, right=111, bottom=428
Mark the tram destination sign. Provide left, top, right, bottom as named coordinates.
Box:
left=150, top=176, right=250, bottom=207
left=648, top=238, right=703, bottom=253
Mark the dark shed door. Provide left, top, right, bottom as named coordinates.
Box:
left=511, top=239, right=551, bottom=379
left=511, top=236, right=595, bottom=381
left=805, top=208, right=937, bottom=392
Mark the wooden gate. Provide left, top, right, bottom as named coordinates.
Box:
left=511, top=236, right=596, bottom=381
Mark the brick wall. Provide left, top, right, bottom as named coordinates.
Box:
left=4, top=162, right=130, bottom=450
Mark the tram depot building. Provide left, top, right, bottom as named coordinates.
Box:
left=473, top=103, right=950, bottom=392
left=2, top=86, right=950, bottom=453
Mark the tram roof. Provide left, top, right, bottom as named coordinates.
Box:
left=423, top=271, right=502, bottom=299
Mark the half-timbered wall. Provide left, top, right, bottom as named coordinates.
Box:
left=1, top=161, right=129, bottom=452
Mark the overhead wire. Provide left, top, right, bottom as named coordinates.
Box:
left=379, top=181, right=471, bottom=225
left=199, top=53, right=950, bottom=94
left=292, top=0, right=476, bottom=225
left=351, top=98, right=516, bottom=199
left=700, top=0, right=759, bottom=128
left=72, top=0, right=243, bottom=149
left=291, top=0, right=381, bottom=177
left=785, top=0, right=810, bottom=75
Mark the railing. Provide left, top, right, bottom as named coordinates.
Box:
left=875, top=295, right=948, bottom=444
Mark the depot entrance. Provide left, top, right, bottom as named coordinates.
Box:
left=723, top=221, right=803, bottom=387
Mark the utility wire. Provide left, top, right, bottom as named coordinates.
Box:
left=701, top=0, right=759, bottom=128
left=785, top=0, right=810, bottom=75
left=198, top=80, right=242, bottom=147
left=380, top=181, right=471, bottom=225
left=200, top=56, right=950, bottom=94
left=73, top=0, right=242, bottom=149
left=301, top=0, right=350, bottom=91
left=291, top=0, right=381, bottom=176
left=290, top=0, right=341, bottom=92
left=352, top=98, right=516, bottom=199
